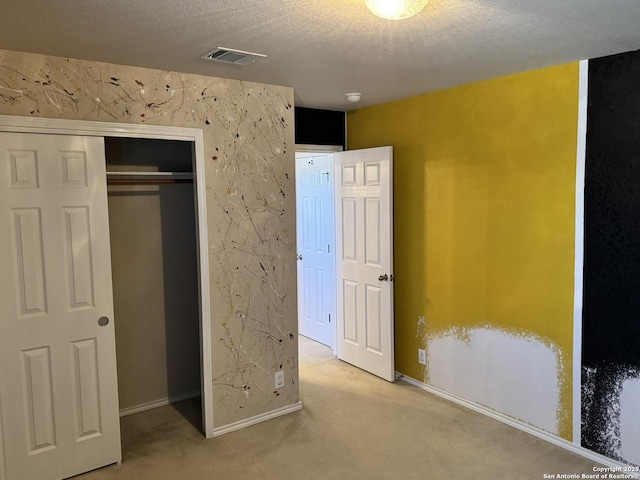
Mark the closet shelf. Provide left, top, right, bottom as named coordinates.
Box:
left=106, top=171, right=194, bottom=185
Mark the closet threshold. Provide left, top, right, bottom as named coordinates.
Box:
left=106, top=171, right=194, bottom=185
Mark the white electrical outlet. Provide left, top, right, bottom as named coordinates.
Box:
left=275, top=370, right=285, bottom=389
left=418, top=348, right=426, bottom=365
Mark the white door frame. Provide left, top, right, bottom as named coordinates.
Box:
left=295, top=144, right=342, bottom=354
left=0, top=115, right=213, bottom=438
left=296, top=145, right=344, bottom=154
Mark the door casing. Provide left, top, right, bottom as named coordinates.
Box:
left=0, top=115, right=214, bottom=441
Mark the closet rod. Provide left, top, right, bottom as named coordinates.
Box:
left=106, top=171, right=193, bottom=179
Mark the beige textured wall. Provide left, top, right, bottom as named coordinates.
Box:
left=0, top=49, right=298, bottom=428
left=109, top=184, right=202, bottom=410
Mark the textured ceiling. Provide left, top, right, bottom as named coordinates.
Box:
left=1, top=0, right=640, bottom=111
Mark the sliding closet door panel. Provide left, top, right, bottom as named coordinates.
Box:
left=0, top=132, right=121, bottom=480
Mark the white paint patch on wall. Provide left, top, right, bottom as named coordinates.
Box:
left=620, top=378, right=640, bottom=466
left=427, top=328, right=560, bottom=434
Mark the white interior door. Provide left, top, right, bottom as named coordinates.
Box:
left=295, top=153, right=335, bottom=349
left=0, top=132, right=121, bottom=480
left=335, top=146, right=394, bottom=382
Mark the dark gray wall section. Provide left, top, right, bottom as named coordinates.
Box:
left=295, top=107, right=345, bottom=148
left=583, top=49, right=640, bottom=368
left=582, top=49, right=640, bottom=459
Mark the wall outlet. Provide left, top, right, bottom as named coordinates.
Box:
left=275, top=370, right=285, bottom=389
left=418, top=348, right=427, bottom=365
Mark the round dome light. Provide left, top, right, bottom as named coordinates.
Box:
left=365, top=0, right=429, bottom=20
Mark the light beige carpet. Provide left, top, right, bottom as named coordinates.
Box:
left=76, top=336, right=601, bottom=479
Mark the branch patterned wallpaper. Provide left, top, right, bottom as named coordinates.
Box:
left=0, top=48, right=299, bottom=428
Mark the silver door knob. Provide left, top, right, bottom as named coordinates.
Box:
left=378, top=274, right=389, bottom=281
left=98, top=316, right=109, bottom=327
left=297, top=254, right=303, bottom=260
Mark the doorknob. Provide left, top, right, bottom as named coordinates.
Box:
left=98, top=316, right=109, bottom=327
left=297, top=254, right=303, bottom=260
left=378, top=274, right=389, bottom=281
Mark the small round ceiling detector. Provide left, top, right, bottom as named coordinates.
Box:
left=346, top=92, right=363, bottom=103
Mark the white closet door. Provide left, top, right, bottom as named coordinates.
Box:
left=296, top=153, right=336, bottom=349
left=0, top=132, right=121, bottom=480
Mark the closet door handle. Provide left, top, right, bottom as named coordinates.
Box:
left=98, top=316, right=110, bottom=327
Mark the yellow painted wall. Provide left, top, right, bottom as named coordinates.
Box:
left=347, top=63, right=579, bottom=439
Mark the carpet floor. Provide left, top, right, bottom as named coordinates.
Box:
left=76, top=336, right=602, bottom=479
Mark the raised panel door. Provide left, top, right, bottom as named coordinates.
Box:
left=0, top=132, right=121, bottom=480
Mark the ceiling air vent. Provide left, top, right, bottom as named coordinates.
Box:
left=203, top=47, right=267, bottom=65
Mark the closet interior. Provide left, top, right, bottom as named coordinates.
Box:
left=104, top=137, right=202, bottom=426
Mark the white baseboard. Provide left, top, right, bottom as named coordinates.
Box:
left=119, top=390, right=201, bottom=417
left=398, top=373, right=639, bottom=475
left=210, top=402, right=303, bottom=438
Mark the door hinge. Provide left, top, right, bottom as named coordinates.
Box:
left=328, top=314, right=331, bottom=323
left=328, top=244, right=331, bottom=253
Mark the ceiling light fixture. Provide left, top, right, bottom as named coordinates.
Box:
left=365, top=0, right=428, bottom=20
left=346, top=92, right=362, bottom=103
